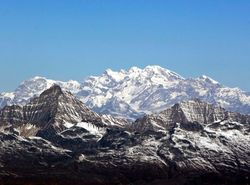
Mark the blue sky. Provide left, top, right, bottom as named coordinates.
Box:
left=0, top=0, right=249, bottom=92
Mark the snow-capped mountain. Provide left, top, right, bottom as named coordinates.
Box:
left=80, top=66, right=250, bottom=119
left=0, top=76, right=82, bottom=106
left=1, top=65, right=250, bottom=120
left=0, top=86, right=249, bottom=185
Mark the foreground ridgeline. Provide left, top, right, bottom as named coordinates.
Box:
left=1, top=65, right=250, bottom=120
left=0, top=85, right=249, bottom=185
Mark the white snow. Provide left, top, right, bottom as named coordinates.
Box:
left=1, top=65, right=250, bottom=120
left=0, top=76, right=82, bottom=108
left=64, top=122, right=74, bottom=128
left=199, top=75, right=219, bottom=84
left=76, top=122, right=102, bottom=135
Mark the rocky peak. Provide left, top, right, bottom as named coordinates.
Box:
left=40, top=84, right=64, bottom=97
left=133, top=99, right=250, bottom=133
left=0, top=85, right=105, bottom=137
left=176, top=99, right=226, bottom=124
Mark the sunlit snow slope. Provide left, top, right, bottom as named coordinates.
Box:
left=1, top=65, right=250, bottom=120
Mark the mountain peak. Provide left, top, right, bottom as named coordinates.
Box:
left=1, top=65, right=250, bottom=120
left=104, top=68, right=113, bottom=74
left=144, top=65, right=165, bottom=71
left=198, top=75, right=219, bottom=84
left=0, top=83, right=107, bottom=138
left=175, top=99, right=226, bottom=124
left=128, top=66, right=142, bottom=73
left=31, top=76, right=48, bottom=80
left=104, top=68, right=126, bottom=82
left=144, top=65, right=184, bottom=79
left=40, top=84, right=64, bottom=97
left=22, top=76, right=53, bottom=85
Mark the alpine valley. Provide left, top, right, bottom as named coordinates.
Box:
left=0, top=66, right=249, bottom=185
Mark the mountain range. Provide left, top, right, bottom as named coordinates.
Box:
left=1, top=65, right=250, bottom=120
left=0, top=84, right=249, bottom=185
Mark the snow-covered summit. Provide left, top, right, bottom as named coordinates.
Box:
left=197, top=75, right=220, bottom=85
left=1, top=65, right=250, bottom=120
left=102, top=65, right=184, bottom=82
left=0, top=76, right=82, bottom=108
left=79, top=65, right=250, bottom=119
left=104, top=68, right=127, bottom=82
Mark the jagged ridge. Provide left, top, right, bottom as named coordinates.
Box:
left=1, top=65, right=250, bottom=120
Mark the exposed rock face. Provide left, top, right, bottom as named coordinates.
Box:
left=132, top=99, right=250, bottom=133
left=0, top=88, right=249, bottom=185
left=132, top=100, right=250, bottom=180
left=0, top=85, right=106, bottom=137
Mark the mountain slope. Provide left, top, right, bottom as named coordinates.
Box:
left=0, top=76, right=82, bottom=108
left=1, top=66, right=250, bottom=120
left=0, top=85, right=126, bottom=140
left=0, top=89, right=249, bottom=185
left=80, top=66, right=250, bottom=119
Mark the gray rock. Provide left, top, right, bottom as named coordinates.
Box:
left=0, top=87, right=249, bottom=185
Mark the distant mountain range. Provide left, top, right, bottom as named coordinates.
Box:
left=1, top=65, right=250, bottom=120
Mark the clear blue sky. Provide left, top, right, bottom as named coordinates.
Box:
left=0, top=0, right=249, bottom=92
